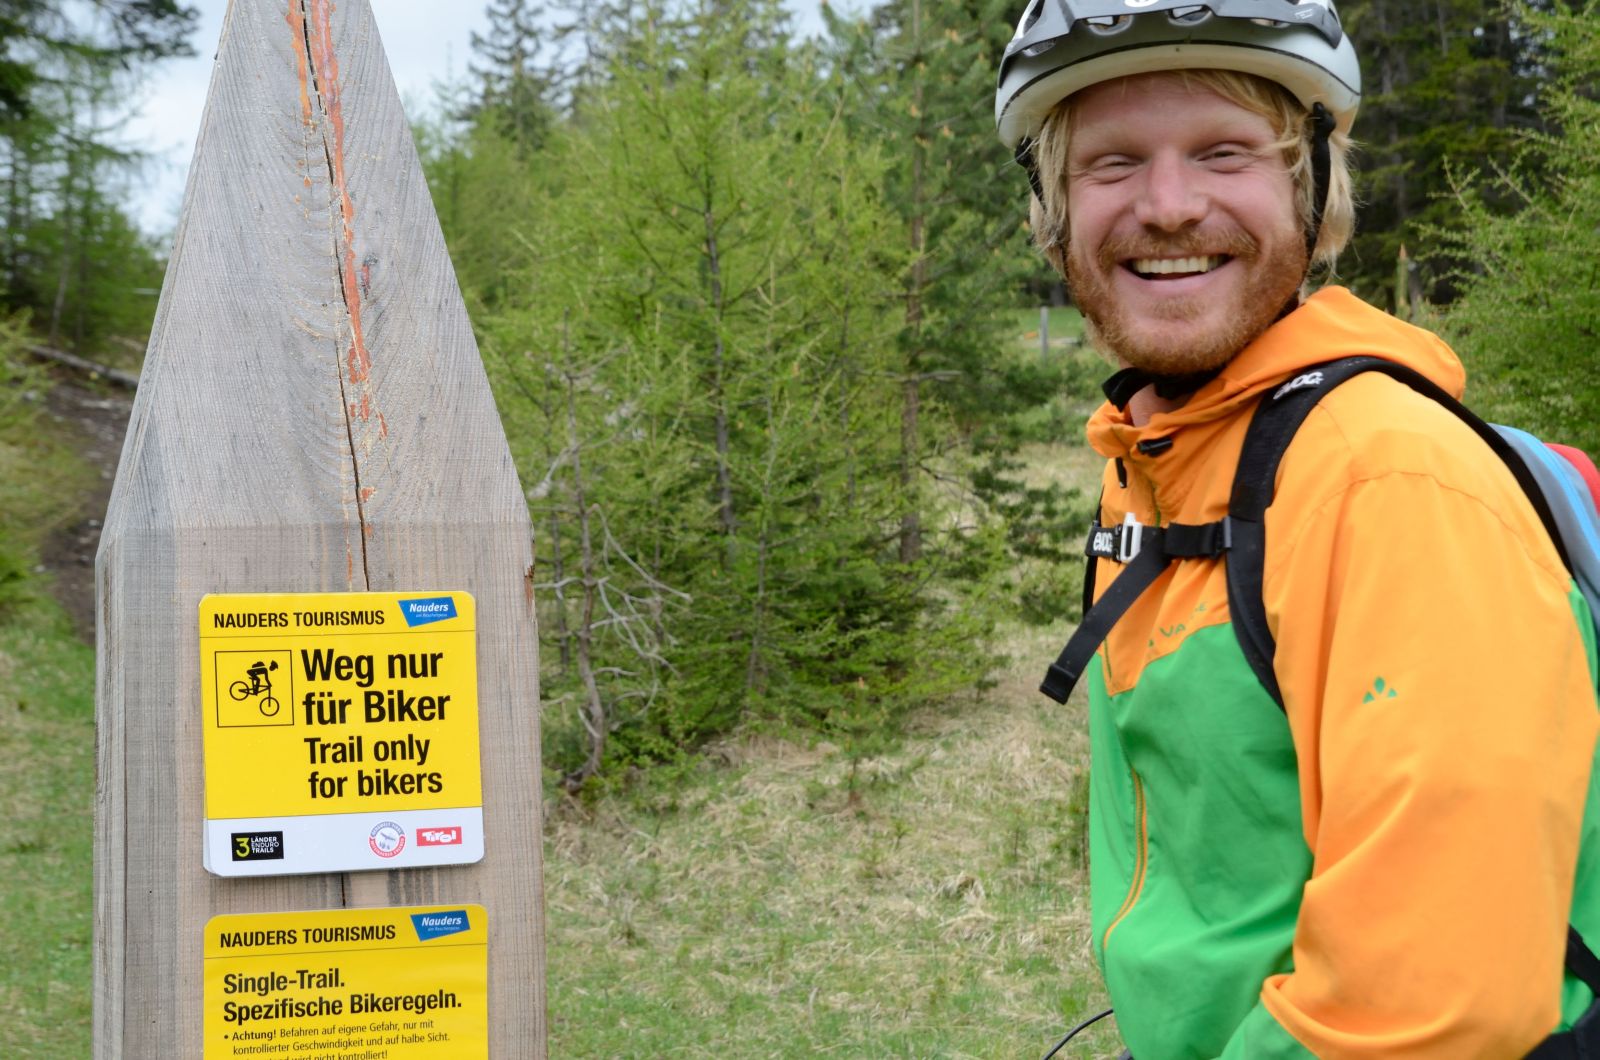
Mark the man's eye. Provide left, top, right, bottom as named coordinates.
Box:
left=1202, top=145, right=1255, bottom=166
left=1090, top=156, right=1136, bottom=174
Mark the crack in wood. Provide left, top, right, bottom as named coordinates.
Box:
left=295, top=0, right=372, bottom=590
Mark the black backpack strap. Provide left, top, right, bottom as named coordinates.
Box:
left=1225, top=355, right=1575, bottom=711
left=1231, top=359, right=1600, bottom=1057
left=1042, top=519, right=1233, bottom=704
left=1042, top=536, right=1172, bottom=704
left=1526, top=930, right=1600, bottom=1057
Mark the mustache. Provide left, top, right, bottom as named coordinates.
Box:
left=1098, top=228, right=1260, bottom=268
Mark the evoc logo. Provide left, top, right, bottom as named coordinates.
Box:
left=1274, top=371, right=1325, bottom=401
left=1092, top=530, right=1115, bottom=554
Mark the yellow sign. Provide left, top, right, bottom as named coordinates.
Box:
left=200, top=592, right=483, bottom=876
left=204, top=905, right=487, bottom=1059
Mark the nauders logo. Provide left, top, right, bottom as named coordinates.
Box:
left=398, top=595, right=457, bottom=627
left=411, top=909, right=471, bottom=941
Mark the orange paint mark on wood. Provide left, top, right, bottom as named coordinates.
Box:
left=283, top=2, right=314, bottom=128
left=360, top=487, right=376, bottom=502
left=304, top=0, right=373, bottom=389
left=378, top=413, right=388, bottom=439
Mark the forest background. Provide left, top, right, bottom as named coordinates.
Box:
left=0, top=0, right=1597, bottom=1054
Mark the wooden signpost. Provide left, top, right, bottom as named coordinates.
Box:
left=94, top=0, right=545, bottom=1054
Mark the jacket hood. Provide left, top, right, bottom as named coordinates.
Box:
left=1085, top=287, right=1466, bottom=463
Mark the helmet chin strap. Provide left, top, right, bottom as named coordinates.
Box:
left=1016, top=138, right=1046, bottom=204
left=1305, top=102, right=1336, bottom=265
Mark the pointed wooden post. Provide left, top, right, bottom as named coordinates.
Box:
left=94, top=0, right=544, bottom=1053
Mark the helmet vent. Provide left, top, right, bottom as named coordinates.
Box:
left=1018, top=0, right=1046, bottom=37
left=1168, top=6, right=1211, bottom=25
left=1084, top=15, right=1133, bottom=35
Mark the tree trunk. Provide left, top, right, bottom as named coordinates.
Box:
left=899, top=0, right=927, bottom=566
left=562, top=362, right=607, bottom=791
left=703, top=202, right=737, bottom=563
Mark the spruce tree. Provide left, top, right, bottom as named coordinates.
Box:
left=453, top=0, right=1000, bottom=777
left=1439, top=2, right=1600, bottom=453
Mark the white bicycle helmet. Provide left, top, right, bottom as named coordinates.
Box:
left=995, top=0, right=1361, bottom=151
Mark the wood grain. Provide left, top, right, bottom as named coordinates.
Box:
left=94, top=0, right=545, bottom=1053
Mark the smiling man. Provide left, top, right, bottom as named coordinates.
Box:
left=996, top=2, right=1600, bottom=1057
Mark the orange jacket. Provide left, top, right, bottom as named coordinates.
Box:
left=1081, top=286, right=1600, bottom=1058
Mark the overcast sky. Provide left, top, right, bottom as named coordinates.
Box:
left=123, top=0, right=835, bottom=240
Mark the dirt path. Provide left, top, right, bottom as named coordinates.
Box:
left=40, top=376, right=134, bottom=642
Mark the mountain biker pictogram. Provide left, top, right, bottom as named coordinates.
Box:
left=214, top=650, right=293, bottom=728
left=231, top=659, right=282, bottom=716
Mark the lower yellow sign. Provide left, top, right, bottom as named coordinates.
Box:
left=204, top=905, right=487, bottom=1059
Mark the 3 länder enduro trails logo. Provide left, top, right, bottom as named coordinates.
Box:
left=198, top=592, right=484, bottom=876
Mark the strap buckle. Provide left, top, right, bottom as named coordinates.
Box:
left=1117, top=512, right=1143, bottom=563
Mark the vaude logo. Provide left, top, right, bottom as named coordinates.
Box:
left=417, top=827, right=462, bottom=846
left=399, top=595, right=457, bottom=627
left=411, top=909, right=471, bottom=941
left=1274, top=371, right=1325, bottom=401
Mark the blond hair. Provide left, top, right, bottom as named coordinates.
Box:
left=1027, top=70, right=1355, bottom=277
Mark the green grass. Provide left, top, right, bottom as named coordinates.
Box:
left=1008, top=305, right=1086, bottom=355
left=0, top=597, right=95, bottom=1059
left=542, top=615, right=1120, bottom=1058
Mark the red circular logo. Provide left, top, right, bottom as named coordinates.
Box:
left=368, top=821, right=406, bottom=858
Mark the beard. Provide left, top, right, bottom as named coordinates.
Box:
left=1066, top=226, right=1307, bottom=378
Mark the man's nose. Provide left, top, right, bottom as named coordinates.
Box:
left=1133, top=153, right=1205, bottom=232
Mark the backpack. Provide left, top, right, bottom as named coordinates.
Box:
left=1041, top=355, right=1600, bottom=1057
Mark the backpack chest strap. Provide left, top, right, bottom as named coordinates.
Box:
left=1042, top=517, right=1234, bottom=704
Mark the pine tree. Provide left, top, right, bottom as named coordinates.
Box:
left=1338, top=0, right=1588, bottom=304
left=1439, top=2, right=1600, bottom=453
left=467, top=0, right=557, bottom=152
left=0, top=0, right=192, bottom=352
left=453, top=0, right=999, bottom=777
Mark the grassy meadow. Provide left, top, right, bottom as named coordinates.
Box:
left=0, top=599, right=96, bottom=1058
left=540, top=616, right=1118, bottom=1058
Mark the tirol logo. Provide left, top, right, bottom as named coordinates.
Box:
left=368, top=821, right=406, bottom=858
left=411, top=909, right=471, bottom=942
left=399, top=595, right=457, bottom=627
left=231, top=831, right=285, bottom=861
left=417, top=826, right=463, bottom=847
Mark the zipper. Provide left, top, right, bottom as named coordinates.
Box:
left=1102, top=768, right=1148, bottom=950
